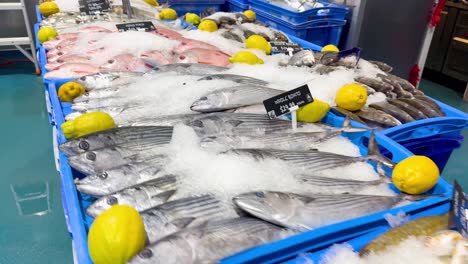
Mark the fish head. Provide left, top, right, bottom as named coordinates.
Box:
left=190, top=90, right=231, bottom=112
left=68, top=148, right=125, bottom=175
left=140, top=50, right=174, bottom=65
left=174, top=52, right=198, bottom=64
left=128, top=237, right=193, bottom=264
left=233, top=191, right=296, bottom=224
left=59, top=132, right=116, bottom=156
left=85, top=193, right=126, bottom=217
left=100, top=55, right=132, bottom=71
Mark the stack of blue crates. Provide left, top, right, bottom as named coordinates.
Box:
left=223, top=0, right=250, bottom=12
left=248, top=0, right=348, bottom=46
left=158, top=0, right=226, bottom=16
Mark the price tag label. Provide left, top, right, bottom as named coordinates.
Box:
left=270, top=41, right=303, bottom=54
left=116, top=22, right=156, bottom=32
left=452, top=180, right=468, bottom=238
left=79, top=0, right=111, bottom=15
left=263, top=84, right=313, bottom=119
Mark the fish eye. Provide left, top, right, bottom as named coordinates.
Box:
left=79, top=141, right=90, bottom=150
left=255, top=192, right=265, bottom=198
left=98, top=172, right=108, bottom=179
left=107, top=59, right=115, bottom=64
left=199, top=96, right=208, bottom=101
left=139, top=249, right=153, bottom=259
left=86, top=152, right=96, bottom=161
left=107, top=196, right=118, bottom=205
left=179, top=55, right=186, bottom=60
left=79, top=76, right=86, bottom=81
left=191, top=120, right=204, bottom=128
left=204, top=76, right=213, bottom=80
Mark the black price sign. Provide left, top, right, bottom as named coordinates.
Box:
left=116, top=22, right=156, bottom=32
left=79, top=0, right=111, bottom=15
left=270, top=41, right=302, bottom=54
left=263, top=84, right=313, bottom=119
left=452, top=180, right=468, bottom=238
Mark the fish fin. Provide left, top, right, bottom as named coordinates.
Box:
left=170, top=217, right=196, bottom=229
left=153, top=189, right=176, bottom=202
left=339, top=115, right=368, bottom=133
left=401, top=193, right=445, bottom=201
left=365, top=131, right=395, bottom=168
left=141, top=58, right=162, bottom=69
left=228, top=119, right=243, bottom=127
left=376, top=163, right=392, bottom=184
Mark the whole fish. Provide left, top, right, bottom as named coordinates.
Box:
left=191, top=85, right=284, bottom=113
left=197, top=74, right=269, bottom=86
left=85, top=176, right=178, bottom=217
left=175, top=48, right=231, bottom=67
left=154, top=26, right=184, bottom=40
left=221, top=31, right=243, bottom=43
left=229, top=104, right=266, bottom=114
left=73, top=86, right=122, bottom=102
left=75, top=71, right=144, bottom=90
left=44, top=63, right=101, bottom=79
left=354, top=77, right=394, bottom=93
left=369, top=102, right=415, bottom=123
left=42, top=33, right=78, bottom=49
left=387, top=99, right=428, bottom=120
left=369, top=60, right=393, bottom=73
left=233, top=192, right=428, bottom=231
left=398, top=98, right=443, bottom=118
left=173, top=37, right=221, bottom=53
left=356, top=107, right=402, bottom=127
left=75, top=164, right=170, bottom=196
left=146, top=62, right=229, bottom=75
left=414, top=95, right=444, bottom=115
left=68, top=147, right=168, bottom=175
left=377, top=73, right=417, bottom=93
left=142, top=195, right=238, bottom=243
left=199, top=130, right=341, bottom=151
left=330, top=107, right=368, bottom=126
left=288, top=50, right=316, bottom=67
left=59, top=126, right=173, bottom=156
left=128, top=217, right=291, bottom=264
left=99, top=54, right=150, bottom=73
left=45, top=54, right=91, bottom=71
left=360, top=214, right=451, bottom=255
left=140, top=50, right=174, bottom=65
left=379, top=76, right=413, bottom=98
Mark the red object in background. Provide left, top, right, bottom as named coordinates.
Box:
left=431, top=0, right=446, bottom=27
left=409, top=64, right=421, bottom=87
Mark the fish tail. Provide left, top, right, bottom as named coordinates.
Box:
left=376, top=163, right=392, bottom=184
left=401, top=193, right=446, bottom=201
left=365, top=131, right=395, bottom=168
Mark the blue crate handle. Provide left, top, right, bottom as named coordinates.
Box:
left=296, top=18, right=347, bottom=29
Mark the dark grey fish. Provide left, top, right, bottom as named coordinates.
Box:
left=59, top=126, right=174, bottom=156
left=197, top=74, right=269, bottom=86
left=221, top=31, right=243, bottom=42
left=369, top=60, right=393, bottom=73
left=85, top=176, right=178, bottom=217
left=414, top=96, right=445, bottom=116
left=288, top=50, right=316, bottom=67
left=378, top=75, right=413, bottom=98
left=141, top=195, right=238, bottom=244
left=369, top=102, right=415, bottom=123
left=233, top=192, right=428, bottom=231
left=330, top=107, right=368, bottom=126
left=354, top=77, right=394, bottom=93
left=398, top=98, right=443, bottom=118
left=274, top=31, right=289, bottom=42
left=387, top=99, right=428, bottom=120
left=313, top=65, right=338, bottom=75
left=377, top=73, right=416, bottom=93
left=128, top=217, right=290, bottom=264
left=356, top=107, right=402, bottom=127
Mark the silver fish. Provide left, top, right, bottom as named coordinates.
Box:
left=233, top=192, right=415, bottom=231
left=76, top=164, right=169, bottom=196
left=85, top=176, right=178, bottom=217
left=191, top=85, right=284, bottom=113
left=146, top=62, right=229, bottom=75
left=197, top=74, right=269, bottom=86
left=288, top=50, right=316, bottom=67
left=387, top=99, right=428, bottom=120
left=142, top=195, right=238, bottom=244
left=398, top=98, right=443, bottom=118
left=73, top=86, right=122, bottom=102
left=75, top=71, right=144, bottom=90
left=128, top=217, right=291, bottom=264
left=356, top=107, right=402, bottom=127
left=228, top=104, right=267, bottom=114
left=369, top=102, right=415, bottom=123
left=68, top=147, right=168, bottom=175
left=59, top=126, right=173, bottom=156
left=298, top=172, right=389, bottom=194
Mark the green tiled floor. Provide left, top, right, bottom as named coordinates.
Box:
left=0, top=56, right=465, bottom=264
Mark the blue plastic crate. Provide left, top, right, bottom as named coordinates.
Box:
left=253, top=7, right=346, bottom=46
left=286, top=202, right=452, bottom=264
left=35, top=5, right=43, bottom=23
left=223, top=0, right=250, bottom=12
left=249, top=0, right=348, bottom=24
left=158, top=0, right=225, bottom=16
left=48, top=76, right=452, bottom=264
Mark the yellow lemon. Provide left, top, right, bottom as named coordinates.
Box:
left=297, top=99, right=330, bottom=123
left=143, top=0, right=159, bottom=6
left=185, top=13, right=201, bottom=25
left=392, top=156, right=440, bottom=195
left=88, top=205, right=146, bottom=264
left=158, top=8, right=177, bottom=20
left=321, top=44, right=340, bottom=53
left=229, top=51, right=264, bottom=65
left=58, top=81, right=85, bottom=102
left=198, top=19, right=218, bottom=32
left=37, top=26, right=58, bottom=43
left=61, top=112, right=116, bottom=139
left=335, top=83, right=368, bottom=111
left=245, top=35, right=272, bottom=55
left=243, top=10, right=256, bottom=20
left=38, top=1, right=59, bottom=17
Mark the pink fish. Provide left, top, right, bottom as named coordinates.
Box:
left=43, top=37, right=78, bottom=50
left=100, top=54, right=151, bottom=72
left=47, top=45, right=74, bottom=58
left=45, top=55, right=91, bottom=70
left=176, top=48, right=231, bottom=67
left=153, top=26, right=183, bottom=40
left=140, top=50, right=174, bottom=65
left=78, top=26, right=113, bottom=33
left=44, top=63, right=100, bottom=79
left=174, top=38, right=221, bottom=53
left=43, top=33, right=78, bottom=49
